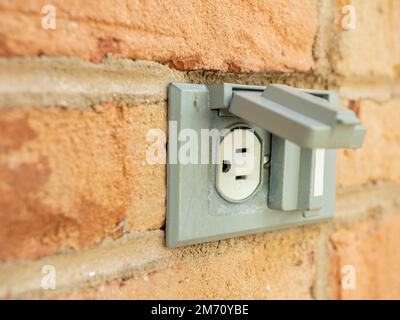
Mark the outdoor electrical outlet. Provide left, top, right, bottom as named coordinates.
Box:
left=166, top=83, right=366, bottom=248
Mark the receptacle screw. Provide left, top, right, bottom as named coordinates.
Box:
left=263, top=156, right=270, bottom=169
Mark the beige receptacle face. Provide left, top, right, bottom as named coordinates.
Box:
left=216, top=128, right=262, bottom=202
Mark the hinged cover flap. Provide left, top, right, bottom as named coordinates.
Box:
left=229, top=84, right=365, bottom=149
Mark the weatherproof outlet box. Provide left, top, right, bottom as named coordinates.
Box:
left=166, top=83, right=365, bottom=248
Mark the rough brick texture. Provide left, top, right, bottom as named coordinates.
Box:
left=337, top=99, right=400, bottom=187
left=335, top=0, right=398, bottom=79
left=330, top=213, right=400, bottom=299
left=0, top=0, right=317, bottom=72
left=56, top=228, right=319, bottom=299
left=0, top=104, right=166, bottom=261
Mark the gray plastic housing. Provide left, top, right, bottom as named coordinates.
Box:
left=166, top=83, right=363, bottom=248
left=215, top=84, right=365, bottom=149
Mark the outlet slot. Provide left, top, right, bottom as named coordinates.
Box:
left=235, top=175, right=247, bottom=180
left=236, top=148, right=247, bottom=153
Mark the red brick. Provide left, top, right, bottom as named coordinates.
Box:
left=0, top=0, right=317, bottom=72
left=334, top=0, right=398, bottom=79
left=0, top=104, right=166, bottom=261
left=337, top=99, right=400, bottom=187
left=329, top=214, right=400, bottom=299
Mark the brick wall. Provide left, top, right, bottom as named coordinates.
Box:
left=0, top=0, right=399, bottom=299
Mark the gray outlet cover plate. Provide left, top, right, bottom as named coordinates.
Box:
left=166, top=83, right=336, bottom=248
